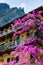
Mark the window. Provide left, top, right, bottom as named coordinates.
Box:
left=16, top=37, right=20, bottom=45
left=26, top=33, right=29, bottom=39
left=30, top=54, right=35, bottom=63
left=7, top=58, right=10, bottom=62
left=26, top=32, right=32, bottom=39
left=10, top=39, right=12, bottom=47
left=26, top=33, right=29, bottom=36
left=10, top=39, right=12, bottom=42
left=16, top=56, right=19, bottom=63
left=12, top=41, right=15, bottom=46
left=30, top=54, right=33, bottom=59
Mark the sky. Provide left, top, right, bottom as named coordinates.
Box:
left=0, top=0, right=43, bottom=13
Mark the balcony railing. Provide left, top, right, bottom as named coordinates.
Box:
left=0, top=25, right=23, bottom=37
left=0, top=41, right=14, bottom=51
left=0, top=34, right=35, bottom=52
left=0, top=40, right=24, bottom=51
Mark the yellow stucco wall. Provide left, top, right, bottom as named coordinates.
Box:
left=0, top=54, right=13, bottom=65
left=0, top=30, right=30, bottom=65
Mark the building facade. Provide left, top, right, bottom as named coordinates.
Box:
left=0, top=6, right=43, bottom=65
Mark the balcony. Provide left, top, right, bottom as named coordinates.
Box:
left=0, top=41, right=14, bottom=51
left=0, top=39, right=24, bottom=52
left=0, top=35, right=27, bottom=52
left=0, top=25, right=23, bottom=37
left=0, top=34, right=35, bottom=54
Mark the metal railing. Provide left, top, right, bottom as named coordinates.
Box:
left=0, top=41, right=15, bottom=51
left=0, top=40, right=22, bottom=51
